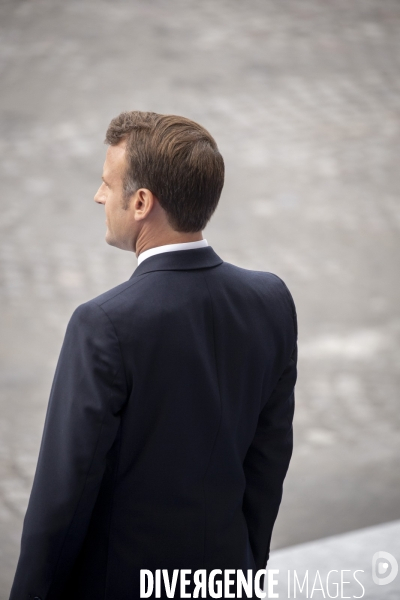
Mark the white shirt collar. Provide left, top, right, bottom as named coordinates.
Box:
left=137, top=239, right=208, bottom=266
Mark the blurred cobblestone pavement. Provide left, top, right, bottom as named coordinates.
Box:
left=1, top=0, right=400, bottom=595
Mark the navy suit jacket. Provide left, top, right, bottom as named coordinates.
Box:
left=10, top=246, right=297, bottom=600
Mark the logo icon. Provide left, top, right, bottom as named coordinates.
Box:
left=372, top=551, right=398, bottom=586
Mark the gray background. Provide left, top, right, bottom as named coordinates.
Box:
left=0, top=0, right=399, bottom=596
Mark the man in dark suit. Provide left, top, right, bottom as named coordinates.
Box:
left=10, top=111, right=297, bottom=600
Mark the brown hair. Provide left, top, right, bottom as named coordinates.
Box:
left=105, top=111, right=224, bottom=232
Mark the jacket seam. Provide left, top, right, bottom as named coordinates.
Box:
left=104, top=419, right=124, bottom=600
left=97, top=272, right=152, bottom=308
left=200, top=271, right=223, bottom=568
left=94, top=302, right=130, bottom=397
left=92, top=303, right=129, bottom=598
left=271, top=274, right=298, bottom=343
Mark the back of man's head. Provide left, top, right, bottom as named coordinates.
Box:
left=105, top=111, right=225, bottom=232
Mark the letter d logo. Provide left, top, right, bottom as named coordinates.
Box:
left=372, top=551, right=398, bottom=586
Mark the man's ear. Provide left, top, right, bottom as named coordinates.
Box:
left=132, top=189, right=155, bottom=221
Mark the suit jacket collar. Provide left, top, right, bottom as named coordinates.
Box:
left=130, top=246, right=223, bottom=279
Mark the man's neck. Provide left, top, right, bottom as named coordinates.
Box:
left=135, top=230, right=203, bottom=258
